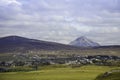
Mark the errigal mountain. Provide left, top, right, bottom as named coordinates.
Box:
left=70, top=36, right=100, bottom=47
left=0, top=35, right=120, bottom=61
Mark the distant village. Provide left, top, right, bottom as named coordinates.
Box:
left=0, top=55, right=120, bottom=70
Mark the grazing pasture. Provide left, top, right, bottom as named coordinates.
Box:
left=0, top=65, right=119, bottom=80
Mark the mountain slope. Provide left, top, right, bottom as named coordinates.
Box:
left=0, top=36, right=79, bottom=53
left=70, top=36, right=100, bottom=47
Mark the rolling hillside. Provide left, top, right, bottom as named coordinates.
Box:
left=0, top=36, right=80, bottom=53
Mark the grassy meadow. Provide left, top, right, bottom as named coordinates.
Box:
left=0, top=65, right=120, bottom=80
left=95, top=72, right=120, bottom=80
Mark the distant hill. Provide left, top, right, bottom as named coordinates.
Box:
left=70, top=36, right=100, bottom=47
left=0, top=36, right=120, bottom=57
left=0, top=36, right=79, bottom=53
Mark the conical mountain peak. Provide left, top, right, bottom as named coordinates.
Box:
left=70, top=36, right=100, bottom=47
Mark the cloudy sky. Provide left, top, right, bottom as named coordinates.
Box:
left=0, top=0, right=120, bottom=45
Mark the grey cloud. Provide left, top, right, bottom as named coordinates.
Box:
left=0, top=0, right=120, bottom=45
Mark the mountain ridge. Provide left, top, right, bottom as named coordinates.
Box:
left=0, top=35, right=120, bottom=57
left=0, top=35, right=81, bottom=53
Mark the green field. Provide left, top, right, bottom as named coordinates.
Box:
left=0, top=65, right=119, bottom=80
left=95, top=70, right=120, bottom=80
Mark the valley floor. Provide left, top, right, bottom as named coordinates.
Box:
left=0, top=65, right=120, bottom=80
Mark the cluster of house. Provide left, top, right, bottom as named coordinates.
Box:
left=31, top=55, right=120, bottom=65
left=0, top=55, right=120, bottom=67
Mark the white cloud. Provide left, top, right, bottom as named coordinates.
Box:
left=0, top=0, right=21, bottom=6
